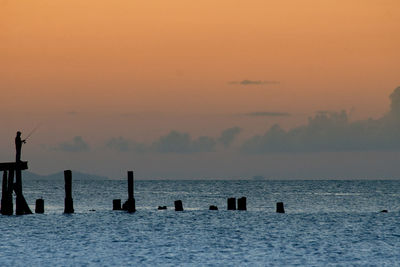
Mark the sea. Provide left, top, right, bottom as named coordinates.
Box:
left=1, top=179, right=400, bottom=266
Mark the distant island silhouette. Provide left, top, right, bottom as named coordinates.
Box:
left=23, top=171, right=109, bottom=181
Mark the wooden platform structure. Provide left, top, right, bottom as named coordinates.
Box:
left=1, top=161, right=32, bottom=215
left=0, top=162, right=28, bottom=171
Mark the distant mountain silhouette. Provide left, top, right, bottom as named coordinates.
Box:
left=252, top=175, right=266, bottom=180
left=23, top=171, right=109, bottom=180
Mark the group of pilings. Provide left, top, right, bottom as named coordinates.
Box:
left=1, top=167, right=32, bottom=215
left=118, top=195, right=284, bottom=213
left=1, top=169, right=73, bottom=215
left=1, top=169, right=135, bottom=215
left=113, top=183, right=286, bottom=213
left=2, top=168, right=286, bottom=214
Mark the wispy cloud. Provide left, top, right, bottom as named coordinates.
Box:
left=228, top=80, right=280, bottom=85
left=244, top=112, right=291, bottom=117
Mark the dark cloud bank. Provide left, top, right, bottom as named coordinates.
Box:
left=59, top=87, right=400, bottom=155
left=241, top=87, right=400, bottom=153
left=106, top=127, right=242, bottom=153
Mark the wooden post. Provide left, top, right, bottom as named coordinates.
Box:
left=158, top=206, right=167, bottom=210
left=209, top=205, right=218, bottom=210
left=64, top=170, right=74, bottom=213
left=5, top=169, right=14, bottom=215
left=128, top=171, right=134, bottom=199
left=227, top=197, right=236, bottom=210
left=1, top=171, right=8, bottom=215
left=276, top=202, right=285, bottom=213
left=113, top=199, right=121, bottom=210
left=174, top=200, right=183, bottom=211
left=15, top=168, right=33, bottom=215
left=35, top=199, right=44, bottom=214
left=15, top=168, right=23, bottom=214
left=237, top=197, right=247, bottom=210
left=125, top=171, right=135, bottom=213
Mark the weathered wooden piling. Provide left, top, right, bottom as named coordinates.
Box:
left=64, top=170, right=74, bottom=214
left=1, top=171, right=8, bottom=215
left=209, top=205, right=218, bottom=210
left=15, top=168, right=32, bottom=215
left=174, top=200, right=183, bottom=211
left=125, top=171, right=136, bottom=212
left=113, top=199, right=121, bottom=210
left=125, top=198, right=136, bottom=213
left=276, top=202, right=285, bottom=213
left=35, top=199, right=44, bottom=214
left=237, top=197, right=247, bottom=211
left=128, top=171, right=134, bottom=198
left=15, top=168, right=23, bottom=215
left=5, top=169, right=14, bottom=215
left=158, top=206, right=167, bottom=210
left=227, top=197, right=236, bottom=210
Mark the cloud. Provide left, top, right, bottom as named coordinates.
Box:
left=244, top=112, right=291, bottom=117
left=241, top=86, right=400, bottom=153
left=218, top=127, right=242, bottom=147
left=228, top=80, right=280, bottom=85
left=106, top=127, right=242, bottom=154
left=105, top=136, right=148, bottom=153
left=152, top=131, right=216, bottom=153
left=191, top=136, right=217, bottom=152
left=54, top=136, right=90, bottom=152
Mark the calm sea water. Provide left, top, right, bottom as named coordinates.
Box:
left=1, top=180, right=400, bottom=266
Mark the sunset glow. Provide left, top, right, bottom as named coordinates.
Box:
left=1, top=0, right=399, bottom=178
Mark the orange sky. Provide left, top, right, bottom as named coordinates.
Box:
left=1, top=0, right=399, bottom=116
left=1, top=0, right=400, bottom=178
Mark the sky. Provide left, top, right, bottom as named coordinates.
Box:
left=1, top=0, right=400, bottom=179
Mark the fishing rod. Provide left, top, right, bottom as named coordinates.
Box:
left=25, top=123, right=41, bottom=141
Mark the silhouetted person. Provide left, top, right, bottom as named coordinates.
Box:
left=15, top=131, right=26, bottom=162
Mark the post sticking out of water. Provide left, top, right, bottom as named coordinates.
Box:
left=15, top=168, right=32, bottom=215
left=209, top=205, right=218, bottom=210
left=35, top=199, right=44, bottom=214
left=128, top=171, right=134, bottom=199
left=227, top=198, right=236, bottom=210
left=64, top=170, right=74, bottom=214
left=1, top=171, right=8, bottom=215
left=6, top=169, right=14, bottom=215
left=174, top=200, right=183, bottom=211
left=1, top=170, right=14, bottom=215
left=276, top=202, right=285, bottom=213
left=13, top=168, right=32, bottom=215
left=125, top=171, right=136, bottom=213
left=15, top=169, right=23, bottom=215
left=113, top=199, right=121, bottom=210
left=237, top=197, right=247, bottom=210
